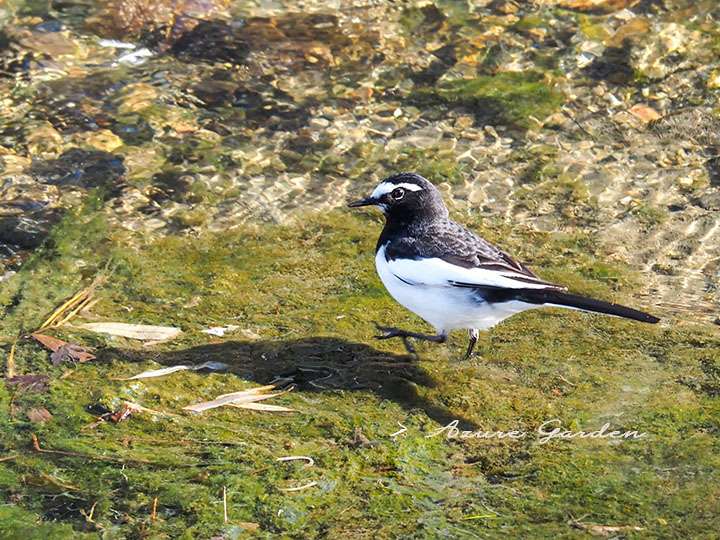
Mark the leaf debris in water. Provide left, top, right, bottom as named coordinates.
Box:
left=38, top=276, right=104, bottom=330
left=229, top=402, right=296, bottom=412
left=183, top=383, right=295, bottom=413
left=31, top=333, right=95, bottom=364
left=79, top=322, right=182, bottom=341
left=201, top=325, right=239, bottom=337
left=120, top=361, right=228, bottom=380
left=6, top=374, right=50, bottom=393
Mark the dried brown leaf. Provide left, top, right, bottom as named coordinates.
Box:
left=27, top=407, right=53, bottom=424
left=31, top=333, right=95, bottom=364
left=6, top=374, right=50, bottom=393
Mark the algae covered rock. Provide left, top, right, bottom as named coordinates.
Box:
left=30, top=148, right=126, bottom=190
left=86, top=0, right=230, bottom=45
left=414, top=71, right=564, bottom=129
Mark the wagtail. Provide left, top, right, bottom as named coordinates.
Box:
left=348, top=172, right=659, bottom=359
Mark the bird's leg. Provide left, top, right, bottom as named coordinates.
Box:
left=374, top=324, right=447, bottom=354
left=464, top=329, right=479, bottom=360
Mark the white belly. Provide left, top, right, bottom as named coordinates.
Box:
left=375, top=246, right=533, bottom=333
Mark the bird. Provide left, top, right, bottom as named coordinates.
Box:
left=348, top=172, right=659, bottom=359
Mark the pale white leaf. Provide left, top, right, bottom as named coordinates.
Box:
left=202, top=325, right=239, bottom=337
left=183, top=388, right=287, bottom=413
left=232, top=403, right=296, bottom=412
left=80, top=322, right=182, bottom=341
left=121, top=361, right=228, bottom=380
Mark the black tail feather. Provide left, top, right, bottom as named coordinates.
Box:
left=516, top=289, right=660, bottom=324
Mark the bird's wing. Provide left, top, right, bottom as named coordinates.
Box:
left=384, top=221, right=565, bottom=291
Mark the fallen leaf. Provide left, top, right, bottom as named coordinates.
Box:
left=279, top=481, right=318, bottom=492
left=27, top=407, right=53, bottom=424
left=231, top=402, right=296, bottom=412
left=201, top=325, right=239, bottom=337
left=120, top=361, right=228, bottom=380
left=79, top=322, right=182, bottom=341
left=183, top=384, right=291, bottom=413
left=573, top=522, right=645, bottom=536
left=50, top=344, right=95, bottom=366
left=31, top=333, right=95, bottom=363
left=31, top=333, right=68, bottom=351
left=6, top=374, right=50, bottom=393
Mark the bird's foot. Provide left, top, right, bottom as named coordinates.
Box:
left=374, top=324, right=417, bottom=354
left=373, top=323, right=446, bottom=355
left=463, top=329, right=480, bottom=361
left=374, top=324, right=406, bottom=340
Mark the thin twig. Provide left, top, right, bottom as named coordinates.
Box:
left=6, top=339, right=16, bottom=378
left=276, top=456, right=314, bottom=467
left=279, top=481, right=318, bottom=492
left=151, top=497, right=158, bottom=521
left=222, top=486, right=228, bottom=524
left=38, top=276, right=105, bottom=331
left=390, top=422, right=407, bottom=438
left=80, top=501, right=97, bottom=524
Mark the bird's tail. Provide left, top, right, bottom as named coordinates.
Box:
left=517, top=289, right=660, bottom=324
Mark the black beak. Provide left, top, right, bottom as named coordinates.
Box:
left=347, top=196, right=376, bottom=208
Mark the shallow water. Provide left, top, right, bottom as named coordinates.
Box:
left=0, top=0, right=718, bottom=321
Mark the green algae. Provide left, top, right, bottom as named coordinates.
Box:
left=1, top=200, right=719, bottom=538
left=391, top=147, right=469, bottom=186
left=631, top=203, right=669, bottom=228
left=412, top=72, right=565, bottom=129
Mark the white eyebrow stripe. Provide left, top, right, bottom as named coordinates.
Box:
left=371, top=182, right=424, bottom=198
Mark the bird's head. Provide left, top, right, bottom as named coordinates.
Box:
left=347, top=172, right=448, bottom=222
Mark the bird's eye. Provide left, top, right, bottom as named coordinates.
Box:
left=391, top=188, right=405, bottom=200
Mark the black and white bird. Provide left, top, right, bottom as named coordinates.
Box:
left=348, top=172, right=659, bottom=359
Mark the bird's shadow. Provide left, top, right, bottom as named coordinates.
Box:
left=101, top=336, right=479, bottom=430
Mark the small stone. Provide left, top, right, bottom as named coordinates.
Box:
left=455, top=116, right=474, bottom=129
left=116, top=83, right=158, bottom=114
left=350, top=86, right=373, bottom=101
left=678, top=176, right=694, bottom=187
left=606, top=93, right=622, bottom=107
left=82, top=129, right=124, bottom=152
left=555, top=0, right=641, bottom=13
left=629, top=104, right=661, bottom=123
left=695, top=192, right=720, bottom=210
left=0, top=216, right=54, bottom=248
left=707, top=70, right=720, bottom=89
left=15, top=29, right=79, bottom=57
left=542, top=112, right=567, bottom=129
left=493, top=1, right=519, bottom=15
left=0, top=154, right=31, bottom=175
left=606, top=17, right=649, bottom=48
left=631, top=23, right=698, bottom=79
left=25, top=122, right=64, bottom=158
